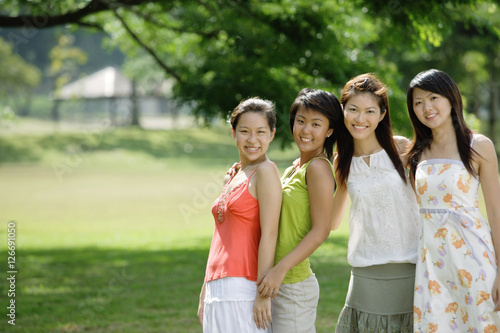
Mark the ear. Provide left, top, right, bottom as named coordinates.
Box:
left=270, top=128, right=276, bottom=141
left=231, top=127, right=236, bottom=140
left=326, top=128, right=333, bottom=138
left=379, top=109, right=387, bottom=122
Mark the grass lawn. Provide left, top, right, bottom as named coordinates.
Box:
left=0, top=122, right=351, bottom=332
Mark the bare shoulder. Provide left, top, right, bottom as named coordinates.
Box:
left=256, top=159, right=280, bottom=178
left=473, top=134, right=497, bottom=159
left=307, top=157, right=334, bottom=176
left=394, top=135, right=411, bottom=153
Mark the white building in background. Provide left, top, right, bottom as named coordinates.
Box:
left=53, top=66, right=192, bottom=129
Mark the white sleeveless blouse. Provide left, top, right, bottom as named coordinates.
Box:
left=346, top=149, right=419, bottom=267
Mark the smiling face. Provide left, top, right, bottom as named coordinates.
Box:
left=412, top=87, right=453, bottom=129
left=343, top=92, right=385, bottom=142
left=231, top=111, right=275, bottom=164
left=292, top=107, right=333, bottom=156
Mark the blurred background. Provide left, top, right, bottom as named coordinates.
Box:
left=0, top=1, right=499, bottom=332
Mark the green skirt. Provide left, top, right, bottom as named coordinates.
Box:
left=335, top=263, right=415, bottom=333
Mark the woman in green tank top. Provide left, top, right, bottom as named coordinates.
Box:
left=257, top=88, right=343, bottom=332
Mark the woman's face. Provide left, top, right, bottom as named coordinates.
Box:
left=231, top=111, right=275, bottom=164
left=292, top=107, right=332, bottom=155
left=412, top=87, right=453, bottom=129
left=343, top=92, right=385, bottom=142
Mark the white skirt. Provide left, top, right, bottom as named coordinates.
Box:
left=203, top=277, right=270, bottom=333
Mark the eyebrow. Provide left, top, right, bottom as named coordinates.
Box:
left=238, top=125, right=268, bottom=129
left=347, top=103, right=377, bottom=110
left=297, top=114, right=324, bottom=122
left=414, top=92, right=434, bottom=99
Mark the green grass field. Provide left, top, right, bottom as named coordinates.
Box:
left=0, top=120, right=351, bottom=332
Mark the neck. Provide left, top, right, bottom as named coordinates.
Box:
left=430, top=123, right=456, bottom=146
left=299, top=148, right=326, bottom=167
left=240, top=154, right=268, bottom=170
left=353, top=138, right=382, bottom=157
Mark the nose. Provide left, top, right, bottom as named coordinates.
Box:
left=247, top=132, right=257, bottom=142
left=355, top=112, right=365, bottom=122
left=302, top=123, right=311, bottom=134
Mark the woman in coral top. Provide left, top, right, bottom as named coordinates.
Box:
left=197, top=97, right=282, bottom=332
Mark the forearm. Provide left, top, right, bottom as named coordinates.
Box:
left=257, top=235, right=277, bottom=280
left=274, top=227, right=329, bottom=275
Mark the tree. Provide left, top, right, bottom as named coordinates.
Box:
left=0, top=0, right=498, bottom=143
left=0, top=36, right=41, bottom=116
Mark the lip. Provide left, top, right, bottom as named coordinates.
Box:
left=425, top=113, right=437, bottom=120
left=300, top=137, right=313, bottom=143
left=352, top=124, right=367, bottom=131
left=245, top=146, right=260, bottom=152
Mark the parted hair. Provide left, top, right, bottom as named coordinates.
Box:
left=336, top=73, right=406, bottom=186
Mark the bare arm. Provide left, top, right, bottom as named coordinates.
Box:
left=331, top=156, right=349, bottom=231
left=394, top=135, right=411, bottom=167
left=257, top=158, right=334, bottom=297
left=475, top=135, right=500, bottom=311
left=252, top=161, right=282, bottom=329
left=197, top=282, right=206, bottom=326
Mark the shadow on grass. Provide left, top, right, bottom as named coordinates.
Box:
left=0, top=234, right=350, bottom=333
left=0, top=245, right=209, bottom=333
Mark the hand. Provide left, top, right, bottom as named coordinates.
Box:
left=197, top=299, right=204, bottom=326
left=198, top=283, right=206, bottom=326
left=492, top=272, right=500, bottom=312
left=253, top=293, right=272, bottom=330
left=257, top=267, right=286, bottom=299
left=227, top=162, right=241, bottom=177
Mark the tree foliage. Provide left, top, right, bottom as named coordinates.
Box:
left=0, top=36, right=41, bottom=95
left=0, top=0, right=499, bottom=143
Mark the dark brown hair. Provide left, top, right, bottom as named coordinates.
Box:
left=336, top=73, right=406, bottom=186
left=230, top=97, right=276, bottom=131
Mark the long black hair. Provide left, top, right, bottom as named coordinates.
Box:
left=289, top=88, right=343, bottom=162
left=406, top=69, right=476, bottom=179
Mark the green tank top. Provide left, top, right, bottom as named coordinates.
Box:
left=275, top=157, right=334, bottom=284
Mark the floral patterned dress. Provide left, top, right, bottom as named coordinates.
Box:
left=413, top=158, right=500, bottom=333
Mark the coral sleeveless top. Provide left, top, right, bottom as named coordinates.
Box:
left=205, top=170, right=261, bottom=282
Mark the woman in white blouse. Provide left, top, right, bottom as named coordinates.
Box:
left=331, top=74, right=419, bottom=333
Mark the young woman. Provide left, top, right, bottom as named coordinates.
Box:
left=333, top=74, right=420, bottom=332
left=198, top=97, right=282, bottom=332
left=407, top=69, right=500, bottom=331
left=257, top=88, right=342, bottom=332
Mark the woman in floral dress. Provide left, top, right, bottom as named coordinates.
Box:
left=406, top=69, right=500, bottom=332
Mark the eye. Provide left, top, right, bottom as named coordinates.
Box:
left=296, top=119, right=304, bottom=124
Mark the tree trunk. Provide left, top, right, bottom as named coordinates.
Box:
left=130, top=80, right=140, bottom=127
left=489, top=70, right=498, bottom=147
